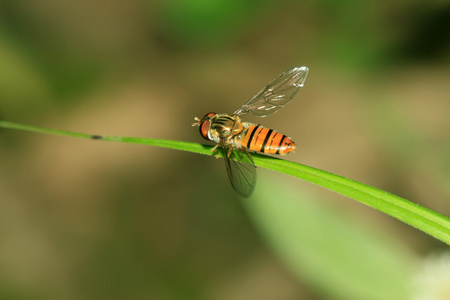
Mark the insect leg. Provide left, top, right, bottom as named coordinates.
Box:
left=211, top=144, right=221, bottom=159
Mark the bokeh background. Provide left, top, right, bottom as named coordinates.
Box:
left=1, top=1, right=450, bottom=299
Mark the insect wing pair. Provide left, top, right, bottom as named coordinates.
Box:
left=194, top=66, right=309, bottom=197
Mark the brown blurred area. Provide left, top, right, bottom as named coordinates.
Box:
left=0, top=1, right=449, bottom=299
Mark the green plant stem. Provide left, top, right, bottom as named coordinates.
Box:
left=1, top=120, right=449, bottom=244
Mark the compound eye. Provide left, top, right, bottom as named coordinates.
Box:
left=199, top=112, right=216, bottom=140
left=199, top=119, right=211, bottom=140
left=205, top=112, right=216, bottom=118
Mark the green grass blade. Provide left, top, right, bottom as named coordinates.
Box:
left=1, top=120, right=449, bottom=244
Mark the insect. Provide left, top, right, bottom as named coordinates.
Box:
left=192, top=66, right=309, bottom=197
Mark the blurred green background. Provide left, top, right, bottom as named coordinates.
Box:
left=1, top=0, right=449, bottom=299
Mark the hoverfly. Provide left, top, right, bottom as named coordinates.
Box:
left=192, top=66, right=309, bottom=197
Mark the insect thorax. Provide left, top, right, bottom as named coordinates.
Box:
left=209, top=114, right=250, bottom=144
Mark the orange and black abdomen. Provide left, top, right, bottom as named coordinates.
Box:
left=240, top=125, right=296, bottom=155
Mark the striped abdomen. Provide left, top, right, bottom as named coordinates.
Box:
left=238, top=125, right=296, bottom=155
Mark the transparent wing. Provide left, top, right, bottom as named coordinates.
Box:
left=233, top=66, right=309, bottom=117
left=220, top=139, right=256, bottom=198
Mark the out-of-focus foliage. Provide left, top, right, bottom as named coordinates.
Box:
left=0, top=0, right=449, bottom=299
left=247, top=175, right=417, bottom=300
